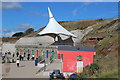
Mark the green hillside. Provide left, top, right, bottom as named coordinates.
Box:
left=26, top=19, right=101, bottom=37
left=81, top=18, right=119, bottom=78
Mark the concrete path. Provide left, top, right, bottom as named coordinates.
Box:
left=37, top=59, right=62, bottom=77
left=2, top=59, right=62, bottom=78
left=46, top=59, right=62, bottom=72
left=2, top=61, right=47, bottom=78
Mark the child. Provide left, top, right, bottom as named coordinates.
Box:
left=16, top=58, right=20, bottom=67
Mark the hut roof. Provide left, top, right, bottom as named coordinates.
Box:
left=58, top=46, right=95, bottom=52
left=15, top=36, right=54, bottom=48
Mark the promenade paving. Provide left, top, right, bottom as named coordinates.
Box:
left=2, top=59, right=62, bottom=78
left=37, top=59, right=62, bottom=77
left=2, top=61, right=47, bottom=78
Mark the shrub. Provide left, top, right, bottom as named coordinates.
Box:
left=77, top=63, right=99, bottom=79
left=90, top=63, right=99, bottom=72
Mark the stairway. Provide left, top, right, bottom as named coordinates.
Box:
left=36, top=59, right=62, bottom=77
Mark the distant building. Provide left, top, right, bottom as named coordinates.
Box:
left=58, top=46, right=95, bottom=73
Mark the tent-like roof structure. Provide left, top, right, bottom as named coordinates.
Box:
left=38, top=7, right=77, bottom=38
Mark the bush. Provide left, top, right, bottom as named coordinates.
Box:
left=90, top=63, right=99, bottom=73
left=76, top=73, right=89, bottom=80
left=12, top=32, right=24, bottom=37
left=77, top=63, right=99, bottom=79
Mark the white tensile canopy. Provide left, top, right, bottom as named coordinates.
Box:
left=38, top=7, right=77, bottom=38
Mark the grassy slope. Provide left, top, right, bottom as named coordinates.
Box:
left=94, top=34, right=118, bottom=78
left=26, top=19, right=100, bottom=37
left=2, top=37, right=20, bottom=43
left=26, top=27, right=45, bottom=37
left=59, top=19, right=100, bottom=31
left=82, top=18, right=119, bottom=78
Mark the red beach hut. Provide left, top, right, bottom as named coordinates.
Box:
left=58, top=46, right=96, bottom=73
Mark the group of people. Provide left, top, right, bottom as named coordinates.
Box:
left=16, top=49, right=36, bottom=67
left=16, top=49, right=42, bottom=67
left=16, top=51, right=31, bottom=61
left=2, top=49, right=36, bottom=67
left=17, top=49, right=37, bottom=59
left=2, top=50, right=12, bottom=63
left=3, top=49, right=55, bottom=67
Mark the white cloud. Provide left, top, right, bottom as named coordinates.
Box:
left=72, top=2, right=91, bottom=16
left=72, top=8, right=78, bottom=16
left=2, top=2, right=22, bottom=10
left=23, top=10, right=48, bottom=17
left=31, top=11, right=48, bottom=17
left=3, top=29, right=11, bottom=33
left=2, top=32, right=15, bottom=37
left=15, top=24, right=33, bottom=31
left=2, top=28, right=14, bottom=37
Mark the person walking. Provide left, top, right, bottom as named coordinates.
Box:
left=16, top=52, right=19, bottom=57
left=12, top=53, right=15, bottom=57
left=35, top=58, right=38, bottom=66
left=27, top=53, right=30, bottom=61
left=12, top=53, right=15, bottom=63
left=27, top=49, right=30, bottom=61
left=8, top=50, right=11, bottom=55
left=32, top=55, right=35, bottom=60
left=23, top=49, right=26, bottom=57
left=19, top=55, right=22, bottom=61
left=32, top=50, right=35, bottom=60
left=16, top=49, right=19, bottom=57
left=16, top=58, right=20, bottom=67
left=5, top=51, right=7, bottom=56
left=24, top=52, right=26, bottom=57
left=21, top=54, right=24, bottom=61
